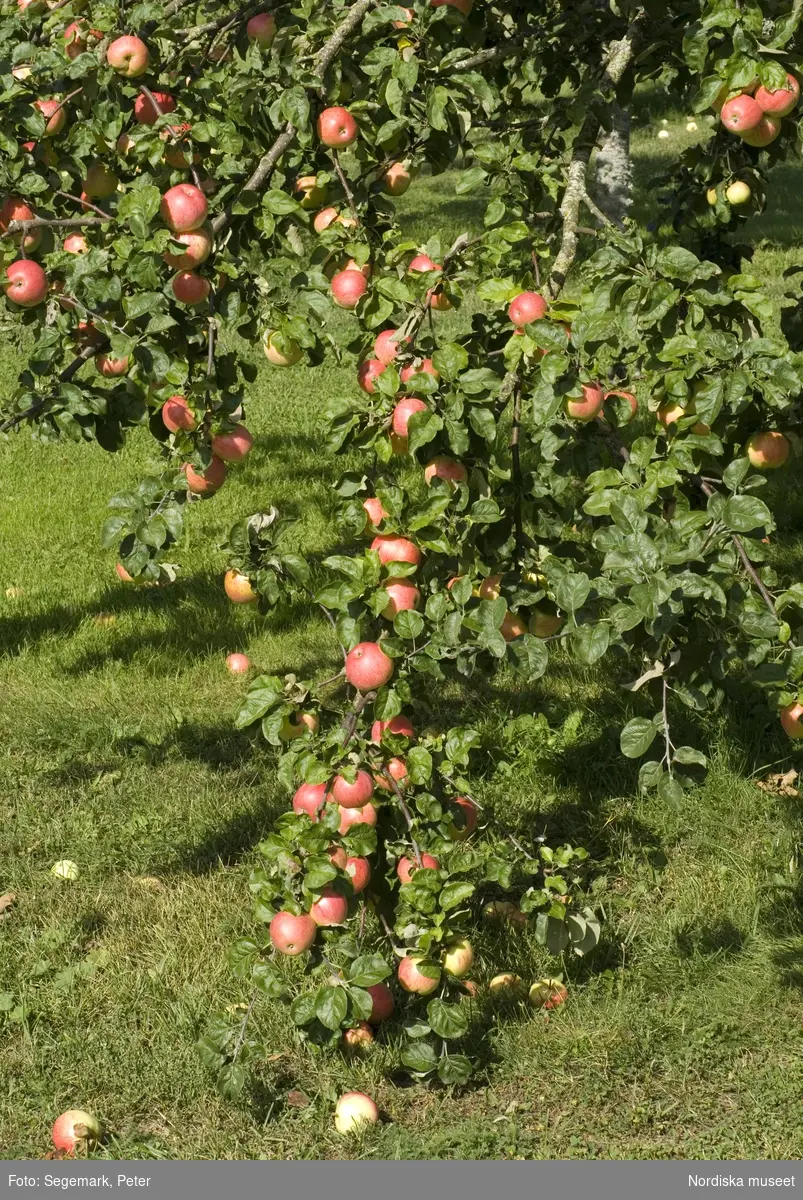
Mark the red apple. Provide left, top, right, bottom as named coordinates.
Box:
left=442, top=938, right=473, bottom=977
left=63, top=22, right=86, bottom=59
left=424, top=456, right=466, bottom=485
left=398, top=954, right=440, bottom=995
left=382, top=577, right=420, bottom=619
left=95, top=353, right=129, bottom=377
left=370, top=534, right=421, bottom=568
left=366, top=982, right=394, bottom=1023
left=163, top=225, right=213, bottom=271
left=247, top=12, right=276, bottom=45
left=721, top=93, right=764, bottom=132
left=0, top=196, right=41, bottom=252
left=162, top=123, right=200, bottom=169
left=374, top=757, right=408, bottom=791
left=448, top=796, right=478, bottom=840
left=226, top=653, right=250, bottom=675
left=51, top=1110, right=101, bottom=1157
left=336, top=801, right=377, bottom=835
left=4, top=259, right=47, bottom=307
left=563, top=383, right=604, bottom=421
left=374, top=328, right=409, bottom=364
left=747, top=431, right=789, bottom=469
left=362, top=496, right=387, bottom=527
left=331, top=268, right=368, bottom=309
left=342, top=1022, right=374, bottom=1050
left=134, top=90, right=176, bottom=126
left=384, top=162, right=411, bottom=195
left=604, top=388, right=638, bottom=422
left=313, top=206, right=340, bottom=234
left=183, top=456, right=227, bottom=495
left=371, top=715, right=414, bottom=743
left=74, top=321, right=104, bottom=349
left=270, top=910, right=317, bottom=955
left=529, top=978, right=568, bottom=1009
left=162, top=394, right=196, bottom=432
left=224, top=569, right=257, bottom=603
left=397, top=853, right=439, bottom=884
left=172, top=271, right=210, bottom=305
left=345, top=641, right=394, bottom=689
left=332, top=769, right=374, bottom=808
left=34, top=98, right=66, bottom=135
left=310, top=886, right=349, bottom=926
left=264, top=331, right=302, bottom=366
left=160, top=183, right=209, bottom=233
left=64, top=233, right=89, bottom=254
left=346, top=856, right=371, bottom=894
left=107, top=35, right=149, bottom=76
left=409, top=253, right=439, bottom=274
left=293, top=781, right=330, bottom=820
left=318, top=106, right=358, bottom=148
left=740, top=115, right=781, bottom=146
left=212, top=425, right=254, bottom=462
left=508, top=291, right=547, bottom=326
left=391, top=396, right=428, bottom=437
left=501, top=610, right=527, bottom=641
left=400, top=358, right=438, bottom=383
left=334, top=1091, right=379, bottom=1134
left=755, top=73, right=799, bottom=117
left=780, top=702, right=803, bottom=739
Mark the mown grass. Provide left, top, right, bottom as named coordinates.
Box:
left=2, top=114, right=803, bottom=1161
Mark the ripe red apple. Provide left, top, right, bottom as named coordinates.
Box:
left=247, top=11, right=276, bottom=45
left=0, top=196, right=41, bottom=252
left=224, top=569, right=257, bottom=603
left=318, top=106, right=358, bottom=148
left=397, top=853, right=439, bottom=884
left=363, top=496, right=387, bottom=527
left=563, top=383, right=604, bottom=422
left=747, top=431, right=789, bottom=469
left=293, top=781, right=330, bottom=820
left=160, top=183, right=209, bottom=233
left=400, top=358, right=438, bottom=383
left=366, top=982, right=394, bottom=1023
left=345, top=641, right=394, bottom=689
left=370, top=534, right=422, bottom=568
left=4, top=259, right=47, bottom=307
left=740, top=115, right=781, bottom=146
left=331, top=268, right=368, bottom=309
left=604, top=388, right=638, bottom=422
left=162, top=394, right=196, bottom=432
left=447, top=796, right=478, bottom=840
left=393, top=5, right=414, bottom=26
left=64, top=22, right=87, bottom=58
left=374, top=328, right=409, bottom=364
left=270, top=910, right=317, bottom=955
left=374, top=757, right=408, bottom=791
left=529, top=978, right=568, bottom=1009
left=162, top=123, right=200, bottom=169
left=501, top=610, right=527, bottom=641
left=342, top=1021, right=374, bottom=1050
left=336, top=801, right=377, bottom=835
left=95, top=353, right=129, bottom=377
left=183, top=456, right=226, bottom=495
left=163, top=225, right=213, bottom=271
left=34, top=98, right=66, bottom=135
left=755, top=73, right=799, bottom=117
left=279, top=711, right=319, bottom=739
left=212, top=425, right=254, bottom=462
left=310, top=886, right=349, bottom=926
left=508, top=290, right=547, bottom=326
left=346, top=856, right=371, bottom=894
left=780, top=702, right=803, bottom=739
left=51, top=1110, right=101, bottom=1157
left=721, top=93, right=764, bottom=132
left=107, top=35, right=149, bottom=76
left=443, top=938, right=473, bottom=978
left=295, top=175, right=326, bottom=210
left=64, top=233, right=89, bottom=254
left=371, top=715, right=414, bottom=743
left=409, top=252, right=439, bottom=274
left=226, top=652, right=250, bottom=675
left=334, top=1091, right=379, bottom=1134
left=382, top=577, right=421, bottom=619
left=424, top=456, right=467, bottom=485
left=398, top=954, right=440, bottom=995
left=134, top=90, right=176, bottom=125
left=264, top=331, right=302, bottom=366
left=384, top=162, right=411, bottom=195
left=172, top=271, right=211, bottom=305
left=332, top=769, right=374, bottom=808
left=391, top=396, right=428, bottom=437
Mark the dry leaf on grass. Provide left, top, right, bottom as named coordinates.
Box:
left=287, top=1089, right=310, bottom=1108
left=757, top=769, right=799, bottom=797
left=0, top=892, right=16, bottom=921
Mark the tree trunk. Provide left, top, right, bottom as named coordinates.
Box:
left=593, top=104, right=632, bottom=225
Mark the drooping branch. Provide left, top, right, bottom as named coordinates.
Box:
left=547, top=11, right=646, bottom=298
left=140, top=86, right=202, bottom=189
left=0, top=340, right=106, bottom=435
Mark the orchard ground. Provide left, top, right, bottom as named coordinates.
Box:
left=2, top=109, right=803, bottom=1161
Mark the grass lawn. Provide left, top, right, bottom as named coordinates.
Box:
left=2, top=111, right=803, bottom=1161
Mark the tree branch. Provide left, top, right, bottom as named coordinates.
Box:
left=54, top=190, right=114, bottom=221
left=0, top=340, right=106, bottom=435
left=2, top=216, right=108, bottom=238
left=510, top=381, right=524, bottom=563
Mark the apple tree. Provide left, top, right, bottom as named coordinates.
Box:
left=3, top=0, right=803, bottom=1100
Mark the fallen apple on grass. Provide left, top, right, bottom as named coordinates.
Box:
left=334, top=1091, right=379, bottom=1134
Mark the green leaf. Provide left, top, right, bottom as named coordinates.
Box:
left=234, top=675, right=284, bottom=729
left=427, top=998, right=468, bottom=1039
left=620, top=717, right=657, bottom=758
left=349, top=954, right=392, bottom=987
left=216, top=1062, right=245, bottom=1101
left=316, top=985, right=348, bottom=1030
left=722, top=495, right=773, bottom=534
left=573, top=622, right=609, bottom=666
left=554, top=573, right=590, bottom=613
left=439, top=881, right=475, bottom=910
left=401, top=1040, right=438, bottom=1073
left=437, top=1054, right=473, bottom=1085
left=290, top=992, right=318, bottom=1027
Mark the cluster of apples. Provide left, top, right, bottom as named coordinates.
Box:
left=156, top=392, right=255, bottom=497
left=718, top=72, right=800, bottom=148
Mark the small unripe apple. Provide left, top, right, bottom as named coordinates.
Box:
left=398, top=954, right=440, bottom=995
left=279, top=712, right=319, bottom=740
left=224, top=569, right=257, bottom=604
left=270, top=910, right=317, bottom=955
left=725, top=180, right=751, bottom=205
left=707, top=186, right=718, bottom=206
left=342, top=1021, right=374, bottom=1051
left=443, top=938, right=473, bottom=978
left=84, top=162, right=119, bottom=200
left=331, top=268, right=368, bottom=309
left=370, top=534, right=421, bottom=569
left=295, top=175, right=327, bottom=210
left=107, top=35, right=149, bottom=77
left=332, top=769, right=374, bottom=808
left=397, top=853, right=439, bottom=884
left=184, top=456, right=226, bottom=494
left=747, top=431, right=789, bottom=469
left=345, top=641, right=394, bottom=689
left=371, top=715, right=414, bottom=743
left=4, top=259, right=47, bottom=307
left=292, top=782, right=330, bottom=820
left=529, top=978, right=568, bottom=1009
left=318, top=106, right=358, bottom=148
left=51, top=1110, right=101, bottom=1157
left=264, top=331, right=302, bottom=366
left=334, top=1091, right=379, bottom=1134
left=226, top=653, right=250, bottom=675
left=366, top=982, right=394, bottom=1023
left=247, top=12, right=276, bottom=46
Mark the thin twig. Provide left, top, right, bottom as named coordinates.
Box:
left=55, top=190, right=114, bottom=221
left=511, top=381, right=524, bottom=564
left=231, top=993, right=258, bottom=1062
left=0, top=339, right=107, bottom=435
left=319, top=604, right=347, bottom=663
left=331, top=151, right=359, bottom=222
left=382, top=771, right=422, bottom=868
left=378, top=911, right=403, bottom=955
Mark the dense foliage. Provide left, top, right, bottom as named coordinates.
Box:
left=3, top=0, right=803, bottom=1101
